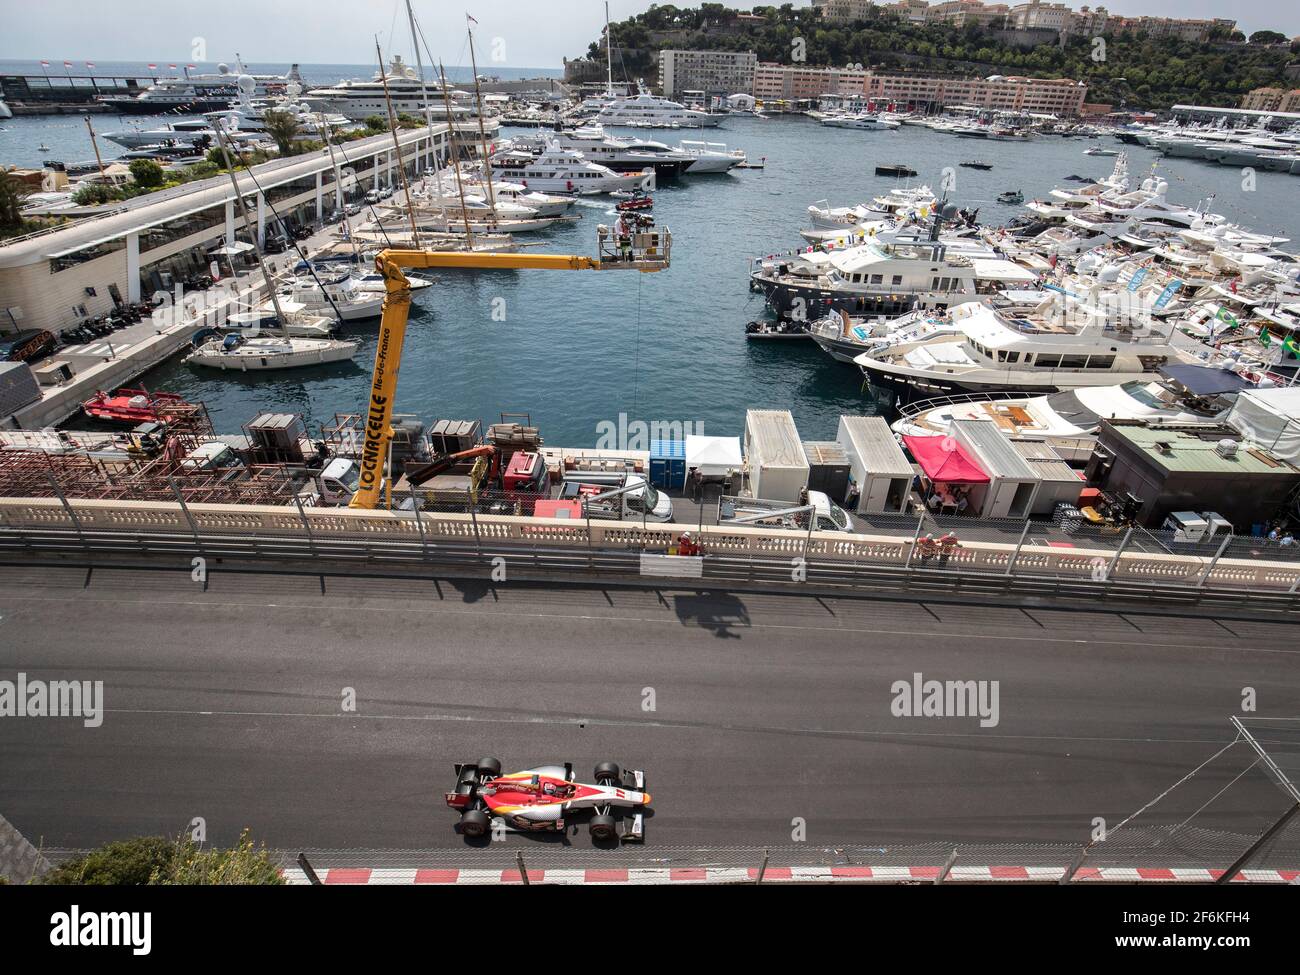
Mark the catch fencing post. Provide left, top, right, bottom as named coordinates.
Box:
left=469, top=504, right=482, bottom=555
left=296, top=853, right=322, bottom=885
left=1197, top=533, right=1233, bottom=588
left=169, top=476, right=203, bottom=555
left=1006, top=518, right=1031, bottom=577
left=409, top=488, right=429, bottom=561
left=585, top=509, right=594, bottom=569
left=755, top=849, right=770, bottom=884
left=1104, top=526, right=1133, bottom=582
left=292, top=491, right=319, bottom=560
left=515, top=852, right=530, bottom=886
left=904, top=513, right=926, bottom=569
left=46, top=473, right=88, bottom=553
left=935, top=848, right=958, bottom=884
left=1059, top=846, right=1089, bottom=885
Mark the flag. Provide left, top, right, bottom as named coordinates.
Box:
left=40, top=59, right=50, bottom=67
left=1284, top=334, right=1300, bottom=359
left=1214, top=307, right=1238, bottom=329
left=63, top=60, right=72, bottom=67
left=1259, top=328, right=1271, bottom=348
left=85, top=61, right=95, bottom=69
left=466, top=13, right=478, bottom=25
left=187, top=63, right=196, bottom=69
left=168, top=63, right=177, bottom=69
left=147, top=63, right=157, bottom=70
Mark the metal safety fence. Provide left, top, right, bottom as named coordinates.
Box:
left=0, top=496, right=1298, bottom=612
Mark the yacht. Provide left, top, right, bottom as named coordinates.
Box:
left=105, top=77, right=353, bottom=149
left=0, top=97, right=11, bottom=120
left=751, top=236, right=1037, bottom=319
left=855, top=295, right=1193, bottom=399
left=820, top=114, right=899, bottom=131
left=808, top=292, right=1046, bottom=364
left=892, top=372, right=1239, bottom=461
left=807, top=186, right=937, bottom=230
left=277, top=273, right=386, bottom=321
left=595, top=93, right=720, bottom=129
left=218, top=302, right=336, bottom=339
left=97, top=61, right=300, bottom=114
left=678, top=140, right=746, bottom=173
left=187, top=333, right=358, bottom=370
left=304, top=55, right=476, bottom=122
left=490, top=144, right=653, bottom=195
left=516, top=127, right=694, bottom=177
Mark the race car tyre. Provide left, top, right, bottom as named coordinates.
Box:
left=476, top=757, right=501, bottom=777
left=594, top=761, right=620, bottom=784
left=460, top=809, right=490, bottom=838
left=589, top=814, right=617, bottom=841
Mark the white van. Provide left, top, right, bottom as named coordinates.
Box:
left=559, top=471, right=674, bottom=522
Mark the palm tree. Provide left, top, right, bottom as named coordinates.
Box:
left=0, top=171, right=33, bottom=236
left=261, top=110, right=301, bottom=157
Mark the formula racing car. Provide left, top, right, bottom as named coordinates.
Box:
left=445, top=758, right=650, bottom=842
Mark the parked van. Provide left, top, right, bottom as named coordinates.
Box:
left=559, top=470, right=674, bottom=522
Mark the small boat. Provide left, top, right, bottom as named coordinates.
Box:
left=38, top=143, right=52, bottom=153
left=875, top=164, right=917, bottom=177
left=745, top=319, right=810, bottom=340
left=82, top=388, right=192, bottom=424
left=959, top=161, right=993, bottom=170
left=1083, top=146, right=1120, bottom=156
left=615, top=194, right=653, bottom=212
left=186, top=333, right=358, bottom=371
left=997, top=190, right=1024, bottom=204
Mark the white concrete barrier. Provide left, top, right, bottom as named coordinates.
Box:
left=0, top=497, right=1297, bottom=594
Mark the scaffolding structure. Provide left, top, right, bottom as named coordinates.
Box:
left=0, top=443, right=300, bottom=505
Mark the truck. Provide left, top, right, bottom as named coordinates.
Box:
left=1162, top=510, right=1233, bottom=545
left=717, top=491, right=854, bottom=533
left=559, top=471, right=674, bottom=522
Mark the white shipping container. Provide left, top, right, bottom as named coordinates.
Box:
left=744, top=409, right=809, bottom=502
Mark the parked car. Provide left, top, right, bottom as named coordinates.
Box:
left=0, top=328, right=57, bottom=364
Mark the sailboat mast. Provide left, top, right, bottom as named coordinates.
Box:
left=374, top=37, right=422, bottom=247
left=465, top=17, right=498, bottom=219
left=438, top=62, right=477, bottom=245
left=605, top=1, right=613, bottom=97
left=316, top=113, right=361, bottom=266
left=211, top=120, right=287, bottom=333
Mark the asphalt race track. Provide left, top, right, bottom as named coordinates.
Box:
left=1, top=562, right=1297, bottom=854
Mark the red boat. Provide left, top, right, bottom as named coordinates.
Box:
left=615, top=195, right=653, bottom=212
left=82, top=388, right=191, bottom=424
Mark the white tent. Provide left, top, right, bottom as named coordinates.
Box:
left=1227, top=386, right=1300, bottom=463
left=686, top=435, right=742, bottom=477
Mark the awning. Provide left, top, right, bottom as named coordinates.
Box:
left=903, top=435, right=989, bottom=484
left=207, top=241, right=254, bottom=256
left=685, top=435, right=742, bottom=476
left=1158, top=364, right=1257, bottom=396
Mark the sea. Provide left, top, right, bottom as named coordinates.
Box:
left=3, top=62, right=1299, bottom=445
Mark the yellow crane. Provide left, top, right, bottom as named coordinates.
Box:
left=350, top=223, right=672, bottom=509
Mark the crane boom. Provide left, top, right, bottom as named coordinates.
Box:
left=350, top=225, right=671, bottom=509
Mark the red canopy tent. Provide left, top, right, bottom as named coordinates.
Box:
left=903, top=435, right=989, bottom=484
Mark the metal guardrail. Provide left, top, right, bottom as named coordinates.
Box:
left=2, top=514, right=1297, bottom=614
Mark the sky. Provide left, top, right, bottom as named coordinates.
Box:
left=0, top=1, right=1294, bottom=68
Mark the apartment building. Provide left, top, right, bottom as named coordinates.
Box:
left=1241, top=87, right=1300, bottom=113
left=814, top=0, right=881, bottom=24
left=658, top=49, right=757, bottom=100
left=1107, top=16, right=1236, bottom=42
left=864, top=72, right=1088, bottom=115
left=927, top=1, right=1010, bottom=27
left=753, top=63, right=871, bottom=102
left=1007, top=1, right=1071, bottom=31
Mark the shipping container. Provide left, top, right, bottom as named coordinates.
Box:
left=744, top=409, right=809, bottom=502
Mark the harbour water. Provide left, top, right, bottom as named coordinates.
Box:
left=8, top=93, right=1300, bottom=444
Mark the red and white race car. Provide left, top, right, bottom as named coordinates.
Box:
left=445, top=758, right=651, bottom=842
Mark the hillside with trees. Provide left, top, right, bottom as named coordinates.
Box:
left=579, top=3, right=1299, bottom=110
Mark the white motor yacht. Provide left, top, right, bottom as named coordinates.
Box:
left=595, top=93, right=720, bottom=129
left=855, top=294, right=1194, bottom=399
left=491, top=144, right=653, bottom=195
